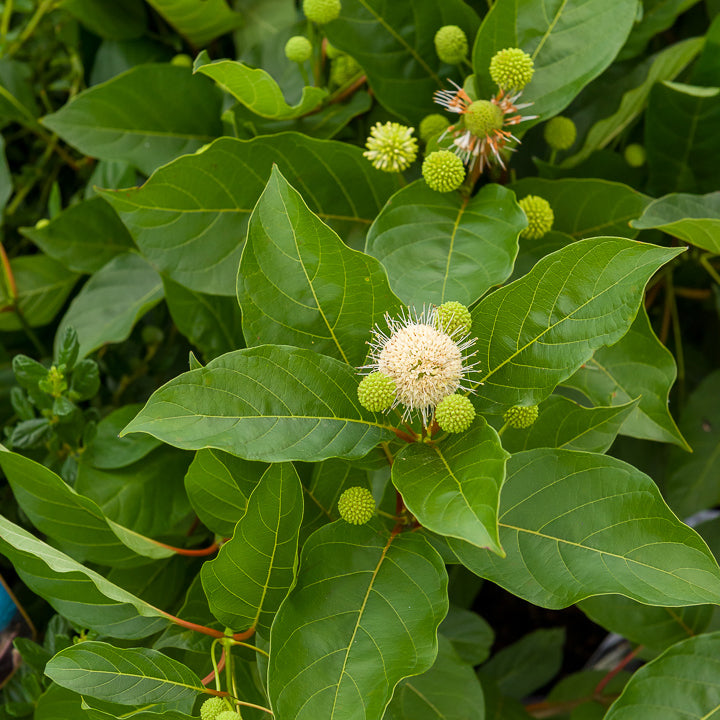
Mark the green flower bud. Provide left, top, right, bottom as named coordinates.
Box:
left=518, top=195, right=554, bottom=240
left=435, top=394, right=476, bottom=433
left=325, top=41, right=341, bottom=59
left=464, top=100, right=504, bottom=138
left=544, top=116, right=577, bottom=151
left=504, top=404, right=539, bottom=429
left=422, top=150, right=465, bottom=193
left=419, top=113, right=450, bottom=143
left=35, top=218, right=49, bottom=229
left=200, top=698, right=227, bottom=720
left=329, top=54, right=362, bottom=87
left=434, top=25, right=468, bottom=64
left=363, top=121, right=418, bottom=173
left=357, top=372, right=396, bottom=412
left=38, top=365, right=67, bottom=398
left=171, top=54, right=193, bottom=68
left=624, top=143, right=646, bottom=167
left=215, top=712, right=239, bottom=720
left=303, top=0, right=341, bottom=24
left=435, top=301, right=472, bottom=336
left=338, top=486, right=375, bottom=525
left=489, top=47, right=534, bottom=91
left=285, top=35, right=312, bottom=63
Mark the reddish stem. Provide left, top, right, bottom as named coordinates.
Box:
left=594, top=645, right=644, bottom=697
left=0, top=243, right=17, bottom=299
left=155, top=540, right=219, bottom=557
left=201, top=648, right=225, bottom=686
left=391, top=427, right=416, bottom=443
left=160, top=612, right=256, bottom=643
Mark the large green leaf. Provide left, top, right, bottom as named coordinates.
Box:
left=472, top=0, right=637, bottom=128
left=365, top=182, right=525, bottom=307
left=448, top=449, right=720, bottom=609
left=563, top=307, right=688, bottom=449
left=146, top=0, right=241, bottom=47
left=392, top=419, right=508, bottom=555
left=122, top=345, right=394, bottom=462
left=631, top=191, right=720, bottom=253
left=268, top=523, right=448, bottom=720
left=604, top=632, right=720, bottom=719
left=42, top=65, right=223, bottom=175
left=470, top=237, right=682, bottom=413
left=60, top=0, right=147, bottom=40
left=202, top=463, right=302, bottom=634
left=324, top=0, right=479, bottom=124
left=55, top=253, right=164, bottom=359
left=46, top=641, right=202, bottom=709
left=101, top=134, right=399, bottom=296
left=0, top=516, right=171, bottom=638
left=239, top=167, right=401, bottom=365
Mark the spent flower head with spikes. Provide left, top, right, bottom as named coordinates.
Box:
left=363, top=122, right=418, bottom=173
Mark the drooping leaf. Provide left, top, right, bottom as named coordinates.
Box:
left=60, top=0, right=147, bottom=40
left=449, top=448, right=720, bottom=609
left=122, top=345, right=394, bottom=462
left=268, top=522, right=448, bottom=720
left=239, top=166, right=401, bottom=365
left=145, top=0, right=241, bottom=47
left=439, top=605, right=494, bottom=666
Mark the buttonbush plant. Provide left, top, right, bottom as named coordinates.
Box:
left=1, top=2, right=720, bottom=720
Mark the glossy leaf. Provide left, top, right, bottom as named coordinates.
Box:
left=470, top=238, right=682, bottom=413
left=448, top=448, right=720, bottom=609
left=268, top=522, right=448, bottom=720
left=392, top=419, right=508, bottom=554
left=365, top=182, right=526, bottom=307
left=239, top=167, right=401, bottom=365
left=146, top=0, right=241, bottom=47
left=122, top=345, right=394, bottom=462
left=101, top=134, right=399, bottom=295
left=202, top=463, right=302, bottom=633
left=42, top=65, right=223, bottom=175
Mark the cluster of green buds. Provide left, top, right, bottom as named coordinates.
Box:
left=337, top=486, right=376, bottom=525
left=504, top=404, right=539, bottom=429
left=518, top=195, right=554, bottom=240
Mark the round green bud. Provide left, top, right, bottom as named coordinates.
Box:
left=200, top=698, right=227, bottom=720
left=434, top=25, right=468, bottom=65
left=35, top=218, right=50, bottom=229
left=624, top=143, right=646, bottom=167
left=419, top=113, right=450, bottom=143
left=303, top=0, right=341, bottom=24
left=435, top=394, right=476, bottom=433
left=338, top=486, right=376, bottom=525
left=357, top=372, right=396, bottom=412
left=171, top=54, right=193, bottom=68
left=489, top=47, right=534, bottom=91
left=284, top=35, right=312, bottom=63
left=436, top=301, right=472, bottom=336
left=214, top=711, right=239, bottom=720
left=518, top=195, right=554, bottom=240
left=464, top=100, right=504, bottom=138
left=544, top=116, right=577, bottom=151
left=504, top=404, right=539, bottom=429
left=329, top=54, right=362, bottom=87
left=422, top=150, right=465, bottom=193
left=325, top=41, right=341, bottom=59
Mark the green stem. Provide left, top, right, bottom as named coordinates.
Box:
left=497, top=421, right=509, bottom=437
left=700, top=253, right=720, bottom=286
left=4, top=0, right=56, bottom=58
left=298, top=62, right=311, bottom=87
left=665, top=270, right=685, bottom=407
left=1, top=0, right=13, bottom=42
left=225, top=639, right=270, bottom=659
left=210, top=640, right=222, bottom=692
left=548, top=148, right=557, bottom=166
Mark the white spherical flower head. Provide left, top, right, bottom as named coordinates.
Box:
left=364, top=306, right=478, bottom=424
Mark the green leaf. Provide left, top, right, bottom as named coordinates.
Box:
left=604, top=632, right=720, bottom=720
left=630, top=191, right=720, bottom=253
left=46, top=641, right=202, bottom=709
left=202, top=463, right=302, bottom=634
left=691, top=14, right=720, bottom=85
left=470, top=238, right=682, bottom=413
left=0, top=515, right=172, bottom=638
left=42, top=65, right=223, bottom=175
left=499, top=396, right=640, bottom=454
left=0, top=59, right=40, bottom=125
left=268, top=523, right=448, bottom=720
left=472, top=0, right=638, bottom=128
left=81, top=697, right=195, bottom=720
left=20, top=197, right=135, bottom=274
left=55, top=253, right=164, bottom=359
left=508, top=178, right=651, bottom=240
left=146, top=0, right=241, bottom=47
left=449, top=448, right=720, bottom=609
left=384, top=636, right=484, bottom=720
left=0, top=255, right=79, bottom=331
left=60, top=0, right=147, bottom=40
left=392, top=419, right=508, bottom=555
left=563, top=306, right=688, bottom=449
left=365, top=182, right=525, bottom=307
left=439, top=605, right=494, bottom=665
left=184, top=449, right=267, bottom=537
left=0, top=136, right=12, bottom=213
left=324, top=0, right=479, bottom=124
left=196, top=55, right=327, bottom=119
left=122, top=345, right=394, bottom=462
left=101, top=134, right=400, bottom=296
left=239, top=167, right=401, bottom=365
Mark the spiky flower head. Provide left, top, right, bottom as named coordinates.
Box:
left=504, top=404, right=539, bottom=429
left=435, top=394, right=476, bottom=433
left=285, top=36, right=312, bottom=63
left=329, top=54, right=362, bottom=87
left=357, top=372, right=396, bottom=413
left=422, top=150, right=465, bottom=192
left=519, top=195, right=554, bottom=239
left=434, top=25, right=468, bottom=64
left=215, top=711, right=240, bottom=720
left=490, top=48, right=534, bottom=91
left=363, top=306, right=478, bottom=424
left=338, top=486, right=376, bottom=525
left=435, top=301, right=472, bottom=336
left=363, top=122, right=418, bottom=173
left=544, top=116, right=577, bottom=151
left=624, top=143, right=646, bottom=167
left=201, top=698, right=227, bottom=720
left=419, top=113, right=450, bottom=142
left=303, top=0, right=341, bottom=24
